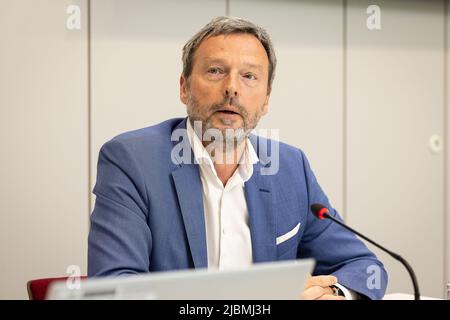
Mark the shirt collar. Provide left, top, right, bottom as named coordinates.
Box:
left=186, top=118, right=258, bottom=183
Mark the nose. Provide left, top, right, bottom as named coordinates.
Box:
left=225, top=88, right=238, bottom=97
left=224, top=73, right=239, bottom=98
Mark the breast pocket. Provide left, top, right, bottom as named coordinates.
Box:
left=276, top=222, right=301, bottom=257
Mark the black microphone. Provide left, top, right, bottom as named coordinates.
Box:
left=310, top=203, right=421, bottom=300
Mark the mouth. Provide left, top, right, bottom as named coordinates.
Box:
left=215, top=106, right=240, bottom=116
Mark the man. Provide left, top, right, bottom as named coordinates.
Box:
left=88, top=16, right=388, bottom=300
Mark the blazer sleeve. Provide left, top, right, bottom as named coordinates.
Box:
left=296, top=150, right=388, bottom=300
left=88, top=138, right=152, bottom=277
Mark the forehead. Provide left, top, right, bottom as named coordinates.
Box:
left=194, top=33, right=269, bottom=66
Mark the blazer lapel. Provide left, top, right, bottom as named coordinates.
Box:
left=245, top=161, right=277, bottom=263
left=171, top=118, right=208, bottom=269
left=170, top=119, right=277, bottom=267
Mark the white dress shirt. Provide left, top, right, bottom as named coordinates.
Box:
left=186, top=120, right=258, bottom=270
left=186, top=120, right=358, bottom=299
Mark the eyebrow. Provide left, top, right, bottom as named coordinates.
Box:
left=202, top=58, right=227, bottom=65
left=202, top=58, right=264, bottom=71
left=243, top=62, right=264, bottom=71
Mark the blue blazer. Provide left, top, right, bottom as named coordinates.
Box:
left=88, top=117, right=387, bottom=299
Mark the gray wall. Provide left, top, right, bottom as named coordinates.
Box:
left=346, top=0, right=445, bottom=298
left=0, top=0, right=89, bottom=299
left=0, top=0, right=448, bottom=299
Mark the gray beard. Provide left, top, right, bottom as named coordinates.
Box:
left=185, top=89, right=262, bottom=153
left=189, top=117, right=247, bottom=154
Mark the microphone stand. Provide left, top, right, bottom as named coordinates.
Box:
left=322, top=212, right=420, bottom=300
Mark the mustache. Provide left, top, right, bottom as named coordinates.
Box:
left=209, top=96, right=246, bottom=116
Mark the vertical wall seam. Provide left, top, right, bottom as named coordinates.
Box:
left=444, top=0, right=448, bottom=299
left=87, top=0, right=92, bottom=221
left=226, top=0, right=230, bottom=16
left=343, top=0, right=348, bottom=221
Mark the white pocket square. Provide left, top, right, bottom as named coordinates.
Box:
left=276, top=222, right=301, bottom=245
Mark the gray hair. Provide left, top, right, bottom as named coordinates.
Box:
left=182, top=16, right=277, bottom=92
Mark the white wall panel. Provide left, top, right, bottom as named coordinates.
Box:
left=0, top=0, right=89, bottom=299
left=347, top=0, right=445, bottom=298
left=446, top=0, right=450, bottom=299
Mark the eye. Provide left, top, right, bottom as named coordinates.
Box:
left=207, top=67, right=223, bottom=75
left=243, top=73, right=257, bottom=80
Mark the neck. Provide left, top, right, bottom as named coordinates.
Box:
left=203, top=140, right=246, bottom=186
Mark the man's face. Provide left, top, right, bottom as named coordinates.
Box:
left=180, top=33, right=271, bottom=143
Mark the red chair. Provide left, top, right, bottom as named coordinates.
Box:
left=27, top=276, right=87, bottom=300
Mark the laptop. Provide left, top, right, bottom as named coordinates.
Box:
left=46, top=259, right=315, bottom=300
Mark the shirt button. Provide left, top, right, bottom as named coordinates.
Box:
left=222, top=229, right=226, bottom=235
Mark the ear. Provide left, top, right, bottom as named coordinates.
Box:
left=180, top=74, right=188, bottom=105
left=261, top=93, right=270, bottom=116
